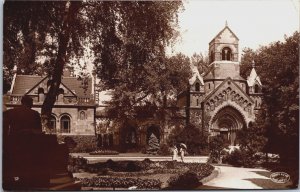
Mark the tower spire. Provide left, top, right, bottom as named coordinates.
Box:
left=225, top=20, right=228, bottom=27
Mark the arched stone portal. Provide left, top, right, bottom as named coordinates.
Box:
left=210, top=106, right=246, bottom=145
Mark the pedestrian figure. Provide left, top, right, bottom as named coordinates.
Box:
left=180, top=147, right=185, bottom=162
left=172, top=145, right=178, bottom=161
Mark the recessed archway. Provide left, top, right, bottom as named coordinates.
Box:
left=210, top=106, right=246, bottom=145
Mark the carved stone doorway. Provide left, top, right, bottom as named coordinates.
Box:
left=211, top=106, right=246, bottom=146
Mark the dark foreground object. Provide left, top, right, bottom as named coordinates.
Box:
left=3, top=134, right=81, bottom=190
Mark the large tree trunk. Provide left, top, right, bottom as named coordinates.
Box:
left=41, top=1, right=80, bottom=132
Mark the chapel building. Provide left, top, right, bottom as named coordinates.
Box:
left=177, top=23, right=263, bottom=145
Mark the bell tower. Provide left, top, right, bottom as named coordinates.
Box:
left=208, top=22, right=240, bottom=80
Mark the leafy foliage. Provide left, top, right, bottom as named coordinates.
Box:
left=167, top=123, right=208, bottom=155
left=240, top=32, right=299, bottom=165
left=4, top=1, right=184, bottom=129
left=146, top=134, right=160, bottom=154
left=167, top=171, right=200, bottom=189
left=208, top=135, right=229, bottom=163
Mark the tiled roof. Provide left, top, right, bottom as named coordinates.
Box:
left=11, top=75, right=92, bottom=97
left=12, top=75, right=44, bottom=95
left=62, top=76, right=92, bottom=97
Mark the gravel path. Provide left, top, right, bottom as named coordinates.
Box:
left=198, top=165, right=292, bottom=189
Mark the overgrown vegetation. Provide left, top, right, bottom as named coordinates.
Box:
left=240, top=32, right=299, bottom=187
left=167, top=123, right=208, bottom=155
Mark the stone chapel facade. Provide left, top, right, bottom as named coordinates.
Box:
left=177, top=24, right=263, bottom=145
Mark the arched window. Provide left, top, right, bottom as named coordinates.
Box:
left=222, top=47, right=232, bottom=61
left=208, top=83, right=210, bottom=89
left=80, top=111, right=86, bottom=120
left=38, top=88, right=45, bottom=102
left=196, top=99, right=199, bottom=106
left=254, top=84, right=259, bottom=93
left=49, top=115, right=56, bottom=130
left=195, top=82, right=200, bottom=91
left=60, top=115, right=71, bottom=133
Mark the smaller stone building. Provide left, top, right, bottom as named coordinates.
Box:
left=5, top=72, right=96, bottom=135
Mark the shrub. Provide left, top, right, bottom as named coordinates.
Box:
left=89, top=150, right=119, bottom=155
left=158, top=143, right=171, bottom=156
left=208, top=135, right=229, bottom=163
left=77, top=176, right=161, bottom=189
left=167, top=123, right=208, bottom=155
left=58, top=135, right=98, bottom=153
left=68, top=156, right=88, bottom=172
left=126, top=161, right=142, bottom=172
left=146, top=134, right=160, bottom=154
left=167, top=171, right=200, bottom=189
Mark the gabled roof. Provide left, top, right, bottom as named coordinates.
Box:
left=189, top=66, right=204, bottom=85
left=247, top=68, right=262, bottom=86
left=11, top=75, right=92, bottom=97
left=209, top=25, right=239, bottom=44
left=203, top=77, right=254, bottom=104
left=12, top=75, right=45, bottom=95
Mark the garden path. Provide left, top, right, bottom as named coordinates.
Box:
left=198, top=165, right=292, bottom=189
left=71, top=153, right=209, bottom=164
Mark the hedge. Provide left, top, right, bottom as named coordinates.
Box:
left=57, top=135, right=98, bottom=153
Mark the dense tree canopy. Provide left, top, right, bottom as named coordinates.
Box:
left=4, top=1, right=184, bottom=128
left=240, top=32, right=299, bottom=163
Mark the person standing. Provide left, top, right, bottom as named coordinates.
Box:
left=172, top=145, right=178, bottom=161
left=180, top=147, right=185, bottom=162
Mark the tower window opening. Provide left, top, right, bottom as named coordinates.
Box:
left=254, top=84, right=259, bottom=93
left=195, top=82, right=200, bottom=91
left=222, top=47, right=232, bottom=61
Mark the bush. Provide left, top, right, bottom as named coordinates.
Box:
left=167, top=171, right=200, bottom=189
left=89, top=150, right=119, bottom=155
left=158, top=143, right=171, bottom=156
left=68, top=156, right=88, bottom=172
left=58, top=135, right=98, bottom=153
left=77, top=176, right=161, bottom=189
left=222, top=148, right=259, bottom=167
left=208, top=135, right=229, bottom=163
left=167, top=123, right=208, bottom=155
left=146, top=134, right=160, bottom=154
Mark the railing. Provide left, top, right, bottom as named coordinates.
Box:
left=9, top=95, right=22, bottom=104
left=77, top=97, right=94, bottom=105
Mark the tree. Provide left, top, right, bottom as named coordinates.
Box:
left=240, top=32, right=299, bottom=165
left=4, top=1, right=184, bottom=129
left=167, top=123, right=208, bottom=155
left=146, top=133, right=160, bottom=154
left=190, top=53, right=209, bottom=75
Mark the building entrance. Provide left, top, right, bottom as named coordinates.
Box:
left=211, top=106, right=246, bottom=146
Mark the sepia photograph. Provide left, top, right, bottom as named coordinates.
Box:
left=2, top=0, right=299, bottom=190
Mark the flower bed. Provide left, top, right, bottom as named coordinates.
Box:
left=69, top=157, right=214, bottom=189
left=89, top=150, right=119, bottom=155
left=76, top=176, right=161, bottom=189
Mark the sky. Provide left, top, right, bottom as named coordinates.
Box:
left=170, top=0, right=299, bottom=57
